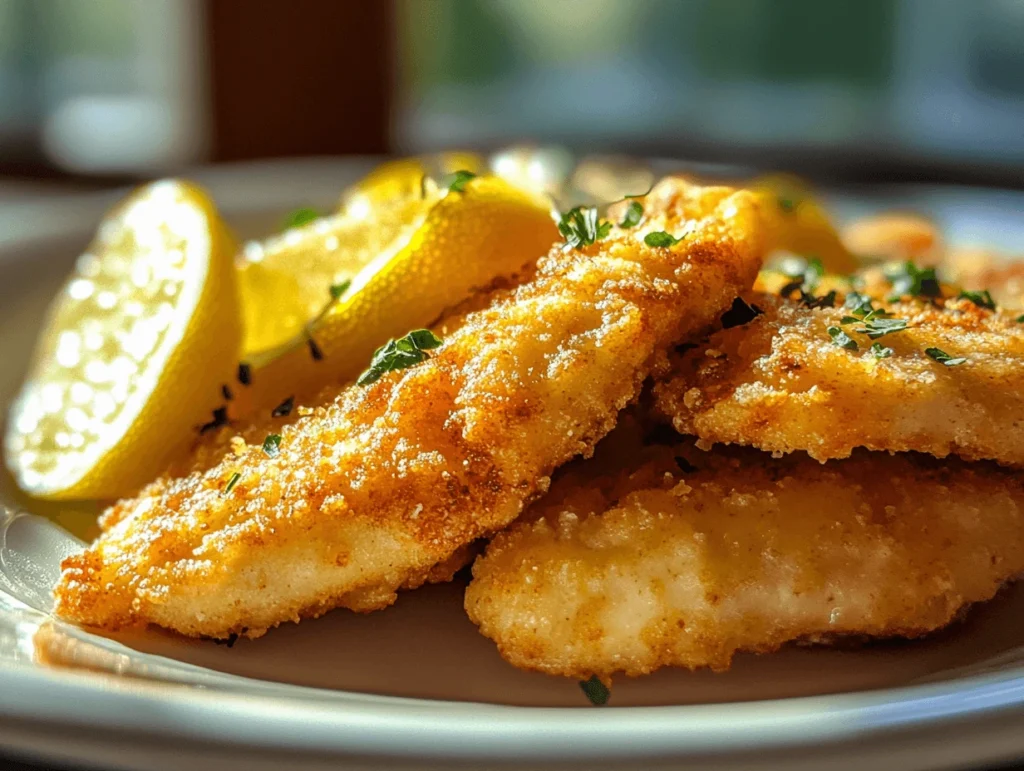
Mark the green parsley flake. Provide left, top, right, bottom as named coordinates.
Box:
left=870, top=342, right=893, bottom=359
left=262, top=434, right=282, bottom=458
left=839, top=295, right=909, bottom=340
left=644, top=231, right=683, bottom=248
left=844, top=291, right=874, bottom=315
left=272, top=396, right=294, bottom=418
left=442, top=169, right=477, bottom=193
left=804, top=290, right=837, bottom=309
left=307, top=335, right=324, bottom=361
left=828, top=326, right=858, bottom=351
left=330, top=280, right=352, bottom=300
left=885, top=261, right=941, bottom=300
left=779, top=256, right=824, bottom=295
left=282, top=207, right=320, bottom=230
left=1017, top=314, right=1024, bottom=323
left=579, top=676, right=610, bottom=706
left=224, top=472, right=241, bottom=494
left=851, top=315, right=909, bottom=340
left=926, top=347, right=967, bottom=367
left=558, top=207, right=612, bottom=249
left=801, top=257, right=825, bottom=292
left=619, top=200, right=644, bottom=228
left=777, top=196, right=797, bottom=213
left=358, top=329, right=443, bottom=386
left=958, top=289, right=996, bottom=310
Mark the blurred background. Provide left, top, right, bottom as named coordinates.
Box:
left=1, top=0, right=1023, bottom=189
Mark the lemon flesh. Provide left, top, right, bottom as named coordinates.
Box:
left=233, top=176, right=559, bottom=416
left=5, top=180, right=241, bottom=500
left=238, top=152, right=485, bottom=358
left=238, top=193, right=438, bottom=356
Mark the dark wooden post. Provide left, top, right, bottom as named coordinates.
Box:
left=204, top=0, right=393, bottom=161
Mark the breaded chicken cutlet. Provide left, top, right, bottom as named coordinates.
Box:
left=54, top=178, right=765, bottom=639
left=654, top=290, right=1024, bottom=465
left=465, top=417, right=1024, bottom=679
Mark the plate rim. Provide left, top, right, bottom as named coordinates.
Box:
left=0, top=657, right=1023, bottom=765
left=0, top=655, right=1024, bottom=765
left=3, top=159, right=1024, bottom=768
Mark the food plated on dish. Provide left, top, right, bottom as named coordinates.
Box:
left=5, top=150, right=1024, bottom=704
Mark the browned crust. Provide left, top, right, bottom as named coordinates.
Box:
left=466, top=419, right=1024, bottom=679
left=653, top=291, right=1024, bottom=465
left=55, top=178, right=765, bottom=639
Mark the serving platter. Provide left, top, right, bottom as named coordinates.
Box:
left=1, top=157, right=1023, bottom=770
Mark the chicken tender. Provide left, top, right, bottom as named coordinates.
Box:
left=54, top=178, right=765, bottom=639
left=943, top=249, right=1024, bottom=311
left=465, top=422, right=1024, bottom=679
left=654, top=291, right=1024, bottom=465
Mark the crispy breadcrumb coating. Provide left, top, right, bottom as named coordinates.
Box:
left=653, top=291, right=1024, bottom=465
left=465, top=418, right=1024, bottom=679
left=54, top=178, right=764, bottom=639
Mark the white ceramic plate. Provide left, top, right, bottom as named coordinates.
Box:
left=1, top=159, right=1024, bottom=771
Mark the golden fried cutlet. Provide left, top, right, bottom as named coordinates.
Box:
left=465, top=418, right=1024, bottom=679
left=943, top=249, right=1024, bottom=311
left=54, top=178, right=765, bottom=639
left=653, top=291, right=1024, bottom=465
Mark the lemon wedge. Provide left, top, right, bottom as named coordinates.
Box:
left=5, top=180, right=241, bottom=500
left=232, top=175, right=558, bottom=417
left=238, top=193, right=438, bottom=356
left=754, top=174, right=858, bottom=275
left=238, top=152, right=486, bottom=357
left=342, top=151, right=484, bottom=208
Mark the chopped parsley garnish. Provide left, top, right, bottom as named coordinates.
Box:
left=885, top=261, right=941, bottom=300
left=958, top=289, right=996, bottom=310
left=237, top=363, right=252, bottom=386
left=870, top=342, right=893, bottom=359
left=441, top=169, right=477, bottom=193
left=282, top=207, right=320, bottom=230
left=307, top=335, right=324, bottom=361
left=579, top=676, right=610, bottom=706
left=272, top=396, right=294, bottom=417
left=224, top=472, right=241, bottom=494
left=558, top=206, right=612, bottom=249
left=721, top=297, right=764, bottom=329
left=619, top=200, right=644, bottom=228
left=199, top=406, right=230, bottom=434
left=779, top=256, right=824, bottom=296
left=844, top=314, right=909, bottom=340
left=925, top=347, right=966, bottom=367
left=1018, top=314, right=1024, bottom=323
left=262, top=434, right=282, bottom=458
left=357, top=329, right=443, bottom=386
left=644, top=231, right=683, bottom=248
left=804, top=290, right=837, bottom=310
left=799, top=257, right=824, bottom=292
left=828, top=326, right=858, bottom=351
left=838, top=295, right=909, bottom=340
left=330, top=280, right=352, bottom=300
left=777, top=195, right=797, bottom=213
left=221, top=384, right=233, bottom=401
left=844, top=291, right=874, bottom=315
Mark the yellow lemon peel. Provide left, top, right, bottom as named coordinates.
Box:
left=5, top=180, right=241, bottom=499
